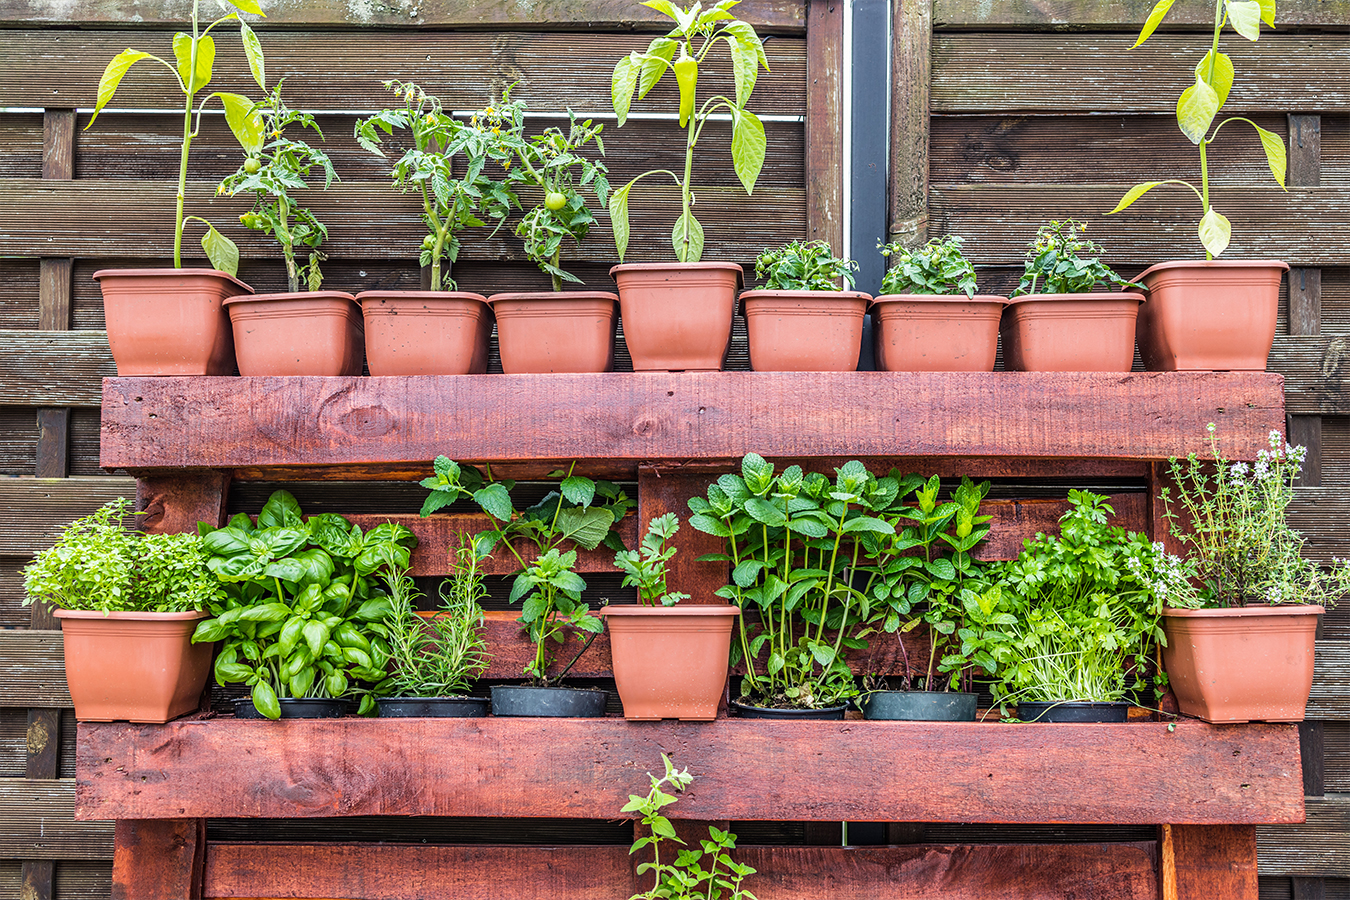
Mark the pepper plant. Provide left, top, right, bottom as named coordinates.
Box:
left=87, top=0, right=267, bottom=274
left=420, top=457, right=633, bottom=683
left=356, top=83, right=522, bottom=291
left=1013, top=219, right=1139, bottom=296
left=877, top=235, right=978, bottom=298
left=610, top=0, right=769, bottom=262
left=754, top=240, right=857, bottom=291
left=191, top=490, right=417, bottom=718
left=219, top=80, right=337, bottom=292
left=1108, top=0, right=1287, bottom=258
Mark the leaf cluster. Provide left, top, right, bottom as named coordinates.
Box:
left=754, top=240, right=857, bottom=291
left=624, top=754, right=758, bottom=900
left=421, top=457, right=633, bottom=683
left=1013, top=219, right=1138, bottom=297
left=23, top=498, right=220, bottom=614
left=615, top=513, right=690, bottom=607
left=191, top=490, right=418, bottom=719
left=878, top=235, right=978, bottom=298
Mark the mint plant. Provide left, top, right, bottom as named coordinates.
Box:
left=625, top=754, right=758, bottom=900
left=754, top=240, right=858, bottom=291
left=220, top=80, right=337, bottom=293
left=1013, top=219, right=1140, bottom=296
left=610, top=0, right=770, bottom=262
left=878, top=235, right=978, bottom=298
left=87, top=0, right=267, bottom=274
left=1108, top=0, right=1287, bottom=258
left=615, top=513, right=690, bottom=606
left=356, top=83, right=522, bottom=291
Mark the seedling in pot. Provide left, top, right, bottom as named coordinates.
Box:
left=754, top=240, right=857, bottom=291
left=614, top=513, right=689, bottom=606
left=877, top=235, right=977, bottom=297
left=355, top=83, right=523, bottom=291
left=87, top=0, right=268, bottom=274
left=609, top=0, right=770, bottom=262
left=1013, top=219, right=1139, bottom=296
left=219, top=80, right=338, bottom=293
left=1108, top=0, right=1288, bottom=257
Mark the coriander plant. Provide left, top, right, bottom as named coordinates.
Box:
left=220, top=80, right=337, bottom=293
left=877, top=235, right=978, bottom=298
left=615, top=513, right=690, bottom=606
left=754, top=240, right=858, bottom=291
left=1108, top=0, right=1287, bottom=258
left=1013, top=219, right=1140, bottom=297
left=610, top=0, right=769, bottom=262
left=624, top=754, right=758, bottom=900
left=87, top=0, right=268, bottom=274
left=1161, top=425, right=1350, bottom=608
left=356, top=83, right=522, bottom=291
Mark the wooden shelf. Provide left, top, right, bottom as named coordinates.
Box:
left=99, top=372, right=1285, bottom=476
left=76, top=718, right=1303, bottom=826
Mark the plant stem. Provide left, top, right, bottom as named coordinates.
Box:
left=679, top=111, right=696, bottom=262
left=174, top=1, right=202, bottom=269
left=550, top=248, right=563, bottom=293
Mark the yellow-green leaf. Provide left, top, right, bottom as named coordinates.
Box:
left=202, top=224, right=240, bottom=276
left=1257, top=0, right=1276, bottom=27
left=1194, top=50, right=1234, bottom=109
left=1225, top=0, right=1262, bottom=40
left=1108, top=181, right=1166, bottom=214
left=239, top=21, right=266, bottom=90
left=218, top=92, right=264, bottom=155
left=173, top=32, right=215, bottom=95
left=1176, top=79, right=1219, bottom=143
left=87, top=49, right=152, bottom=128
left=1132, top=0, right=1174, bottom=47
left=223, top=0, right=265, bottom=15
left=1198, top=207, right=1232, bottom=257
left=671, top=211, right=704, bottom=263
left=730, top=108, right=766, bottom=195
left=1252, top=121, right=1287, bottom=187
left=639, top=38, right=676, bottom=97
left=609, top=182, right=633, bottom=261
left=611, top=53, right=641, bottom=126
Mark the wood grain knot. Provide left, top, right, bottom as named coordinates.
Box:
left=338, top=406, right=394, bottom=438
left=632, top=417, right=660, bottom=437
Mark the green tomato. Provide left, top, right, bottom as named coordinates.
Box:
left=243, top=157, right=262, bottom=174
left=544, top=191, right=567, bottom=211
left=421, top=235, right=437, bottom=251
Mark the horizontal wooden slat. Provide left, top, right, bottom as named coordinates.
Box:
left=1289, top=489, right=1350, bottom=564
left=929, top=185, right=1350, bottom=267
left=0, top=477, right=137, bottom=555
left=202, top=841, right=1161, bottom=900
left=933, top=0, right=1350, bottom=28
left=76, top=719, right=1304, bottom=824
left=0, top=630, right=69, bottom=707
left=1257, top=793, right=1350, bottom=877
left=0, top=778, right=112, bottom=859
left=1308, top=642, right=1350, bottom=720
left=0, top=331, right=112, bottom=407
left=98, top=373, right=1285, bottom=474
left=932, top=34, right=1350, bottom=113
left=0, top=180, right=805, bottom=262
left=3, top=32, right=806, bottom=111
left=1274, top=335, right=1350, bottom=416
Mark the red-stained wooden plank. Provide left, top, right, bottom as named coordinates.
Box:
left=201, top=841, right=1159, bottom=900
left=638, top=468, right=730, bottom=604
left=112, top=819, right=205, bottom=900
left=100, top=373, right=1285, bottom=473
left=1160, top=824, right=1258, bottom=900
left=135, top=472, right=230, bottom=535
left=479, top=610, right=614, bottom=679
left=76, top=719, right=1304, bottom=825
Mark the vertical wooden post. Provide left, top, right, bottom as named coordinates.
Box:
left=135, top=472, right=232, bottom=535
left=112, top=819, right=206, bottom=900
left=805, top=0, right=845, bottom=253
left=1159, top=824, right=1259, bottom=900
left=20, top=708, right=60, bottom=900
left=889, top=0, right=931, bottom=248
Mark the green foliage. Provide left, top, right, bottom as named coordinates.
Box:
left=86, top=0, right=267, bottom=272
left=878, top=235, right=978, bottom=298
left=220, top=80, right=337, bottom=292
left=615, top=513, right=690, bottom=607
left=1013, top=220, right=1139, bottom=297
left=966, top=491, right=1169, bottom=712
left=624, top=754, right=758, bottom=900
left=378, top=542, right=489, bottom=699
left=609, top=0, right=769, bottom=262
left=355, top=83, right=524, bottom=291
left=1109, top=0, right=1287, bottom=257
left=191, top=490, right=418, bottom=719
left=754, top=240, right=857, bottom=291
left=1161, top=425, right=1350, bottom=608
left=23, top=498, right=219, bottom=614
left=421, top=457, right=634, bottom=683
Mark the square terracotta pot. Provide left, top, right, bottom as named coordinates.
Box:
left=224, top=291, right=364, bottom=376
left=94, top=268, right=249, bottom=376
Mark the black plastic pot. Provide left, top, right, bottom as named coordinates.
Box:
left=731, top=700, right=848, bottom=720
left=490, top=685, right=608, bottom=718
left=862, top=690, right=977, bottom=721
left=1016, top=701, right=1130, bottom=723
left=234, top=697, right=349, bottom=719
left=377, top=697, right=490, bottom=718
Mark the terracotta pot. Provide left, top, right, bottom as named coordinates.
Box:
left=224, top=291, right=364, bottom=376
left=1161, top=605, right=1323, bottom=723
left=739, top=290, right=869, bottom=371
left=871, top=294, right=1008, bottom=372
left=54, top=609, right=213, bottom=723
left=357, top=291, right=492, bottom=376
left=1135, top=260, right=1287, bottom=371
left=610, top=262, right=742, bottom=371
left=94, top=268, right=250, bottom=375
left=1001, top=292, right=1144, bottom=371
left=600, top=604, right=740, bottom=721
left=488, top=291, right=618, bottom=373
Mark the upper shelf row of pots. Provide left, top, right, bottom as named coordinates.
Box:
left=88, top=0, right=1290, bottom=377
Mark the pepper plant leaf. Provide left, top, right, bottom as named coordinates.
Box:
left=200, top=224, right=240, bottom=276
left=611, top=53, right=642, bottom=126
left=1194, top=50, right=1234, bottom=110
left=173, top=32, right=216, bottom=95
left=223, top=0, right=265, bottom=15
left=218, top=91, right=264, bottom=155
left=1132, top=0, right=1174, bottom=47
left=1198, top=207, right=1232, bottom=256
left=87, top=50, right=154, bottom=128
left=239, top=21, right=266, bottom=90
left=1224, top=0, right=1262, bottom=40
left=730, top=108, right=766, bottom=195
left=1176, top=79, right=1220, bottom=143
left=671, top=210, right=704, bottom=263
left=1251, top=120, right=1288, bottom=187
left=609, top=181, right=633, bottom=261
